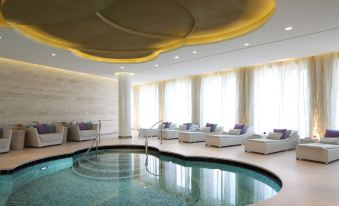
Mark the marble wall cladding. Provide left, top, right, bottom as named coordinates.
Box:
left=0, top=58, right=118, bottom=134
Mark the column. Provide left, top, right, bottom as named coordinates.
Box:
left=116, top=72, right=133, bottom=138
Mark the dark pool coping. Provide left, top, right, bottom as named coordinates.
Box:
left=0, top=145, right=282, bottom=187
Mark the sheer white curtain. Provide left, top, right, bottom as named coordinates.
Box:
left=248, top=60, right=310, bottom=137
left=200, top=72, right=239, bottom=129
left=326, top=56, right=339, bottom=129
left=135, top=83, right=159, bottom=128
left=163, top=78, right=192, bottom=124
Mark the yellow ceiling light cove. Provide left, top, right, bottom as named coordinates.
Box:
left=0, top=0, right=275, bottom=63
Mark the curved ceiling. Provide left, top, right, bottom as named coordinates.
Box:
left=0, top=0, right=275, bottom=63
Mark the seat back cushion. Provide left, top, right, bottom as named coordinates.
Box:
left=206, top=123, right=217, bottom=132
left=320, top=137, right=339, bottom=145
left=34, top=124, right=49, bottom=134
left=267, top=132, right=283, bottom=140
left=273, top=129, right=288, bottom=139
left=229, top=129, right=241, bottom=135
left=45, top=124, right=56, bottom=133
left=79, top=122, right=88, bottom=131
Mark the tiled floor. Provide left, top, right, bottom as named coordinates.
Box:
left=0, top=135, right=338, bottom=206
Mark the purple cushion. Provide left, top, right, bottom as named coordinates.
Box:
left=234, top=124, right=246, bottom=134
left=79, top=123, right=88, bottom=131
left=206, top=123, right=217, bottom=132
left=163, top=122, right=172, bottom=129
left=35, top=124, right=49, bottom=134
left=273, top=129, right=287, bottom=139
left=324, top=129, right=339, bottom=138
left=183, top=123, right=192, bottom=130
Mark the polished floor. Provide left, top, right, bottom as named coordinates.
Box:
left=0, top=134, right=338, bottom=206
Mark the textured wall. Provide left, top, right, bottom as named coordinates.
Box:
left=0, top=58, right=118, bottom=134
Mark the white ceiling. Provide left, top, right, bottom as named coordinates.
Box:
left=1, top=0, right=339, bottom=83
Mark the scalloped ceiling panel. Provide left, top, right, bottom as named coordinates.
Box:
left=0, top=0, right=275, bottom=63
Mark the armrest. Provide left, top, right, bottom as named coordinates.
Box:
left=0, top=139, right=10, bottom=147
left=2, top=127, right=13, bottom=140
left=92, top=123, right=99, bottom=131
left=56, top=125, right=65, bottom=135
left=25, top=127, right=41, bottom=147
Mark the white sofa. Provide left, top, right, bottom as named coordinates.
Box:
left=296, top=140, right=339, bottom=164
left=206, top=128, right=255, bottom=147
left=179, top=126, right=223, bottom=143
left=244, top=130, right=300, bottom=154
left=0, top=127, right=13, bottom=153
left=26, top=125, right=64, bottom=148
left=68, top=123, right=99, bottom=141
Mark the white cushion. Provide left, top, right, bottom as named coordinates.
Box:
left=267, top=132, right=283, bottom=140
left=200, top=127, right=211, bottom=133
left=228, top=129, right=241, bottom=135
left=319, top=138, right=339, bottom=145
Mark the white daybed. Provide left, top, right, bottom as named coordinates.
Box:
left=244, top=130, right=300, bottom=154
left=206, top=128, right=255, bottom=147
left=179, top=125, right=223, bottom=143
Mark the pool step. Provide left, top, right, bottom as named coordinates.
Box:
left=72, top=152, right=148, bottom=180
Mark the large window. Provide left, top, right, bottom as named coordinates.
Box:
left=163, top=79, right=192, bottom=124
left=249, top=60, right=310, bottom=137
left=200, top=72, right=239, bottom=129
left=134, top=83, right=159, bottom=128
left=327, top=59, right=339, bottom=129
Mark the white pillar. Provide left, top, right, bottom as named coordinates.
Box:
left=116, top=72, right=133, bottom=138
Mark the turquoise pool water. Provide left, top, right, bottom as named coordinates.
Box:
left=0, top=149, right=281, bottom=206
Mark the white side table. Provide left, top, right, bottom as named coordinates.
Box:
left=300, top=138, right=319, bottom=144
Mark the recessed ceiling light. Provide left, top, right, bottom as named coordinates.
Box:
left=120, top=66, right=125, bottom=69
left=51, top=53, right=56, bottom=56
left=284, top=26, right=293, bottom=31
left=244, top=43, right=250, bottom=46
left=154, top=64, right=159, bottom=67
left=0, top=36, right=2, bottom=40
left=192, top=50, right=198, bottom=54
left=174, top=56, right=180, bottom=59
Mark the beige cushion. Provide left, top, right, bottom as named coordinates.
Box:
left=200, top=127, right=211, bottom=133
left=267, top=132, right=283, bottom=140
left=229, top=129, right=241, bottom=135
left=319, top=138, right=339, bottom=145
left=39, top=133, right=62, bottom=143
left=80, top=130, right=97, bottom=137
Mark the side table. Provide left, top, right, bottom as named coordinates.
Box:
left=63, top=127, right=68, bottom=144
left=10, top=129, right=26, bottom=150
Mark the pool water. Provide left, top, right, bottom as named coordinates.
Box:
left=0, top=149, right=281, bottom=206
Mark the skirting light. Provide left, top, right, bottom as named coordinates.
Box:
left=51, top=53, right=56, bottom=56
left=154, top=64, right=159, bottom=67
left=284, top=26, right=293, bottom=31
left=244, top=43, right=250, bottom=46
left=0, top=36, right=2, bottom=40
left=174, top=56, right=180, bottom=59
left=192, top=50, right=198, bottom=54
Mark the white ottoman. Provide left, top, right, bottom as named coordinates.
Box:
left=179, top=131, right=206, bottom=143
left=296, top=143, right=339, bottom=164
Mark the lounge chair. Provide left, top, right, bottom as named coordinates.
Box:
left=26, top=124, right=64, bottom=147
left=206, top=126, right=255, bottom=147
left=139, top=122, right=177, bottom=138
left=0, top=127, right=13, bottom=153
left=296, top=129, right=339, bottom=164
left=179, top=123, right=223, bottom=143
left=161, top=123, right=199, bottom=140
left=244, top=129, right=300, bottom=154
left=68, top=122, right=99, bottom=141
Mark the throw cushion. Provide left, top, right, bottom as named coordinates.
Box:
left=35, top=124, right=49, bottom=134
left=234, top=124, right=246, bottom=134
left=45, top=124, right=56, bottom=133
left=324, top=129, right=339, bottom=138
left=273, top=129, right=287, bottom=139
left=163, top=122, right=172, bottom=129
left=206, top=123, right=217, bottom=132
left=200, top=127, right=211, bottom=133
left=85, top=123, right=92, bottom=130
left=229, top=129, right=241, bottom=135
left=320, top=137, right=339, bottom=145
left=79, top=123, right=88, bottom=131
left=183, top=123, right=192, bottom=130
left=267, top=132, right=283, bottom=140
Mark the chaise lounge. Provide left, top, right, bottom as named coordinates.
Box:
left=0, top=127, right=13, bottom=153
left=206, top=124, right=254, bottom=147
left=139, top=122, right=177, bottom=138
left=244, top=129, right=300, bottom=154
left=296, top=129, right=339, bottom=164
left=162, top=123, right=199, bottom=140
left=179, top=123, right=223, bottom=143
